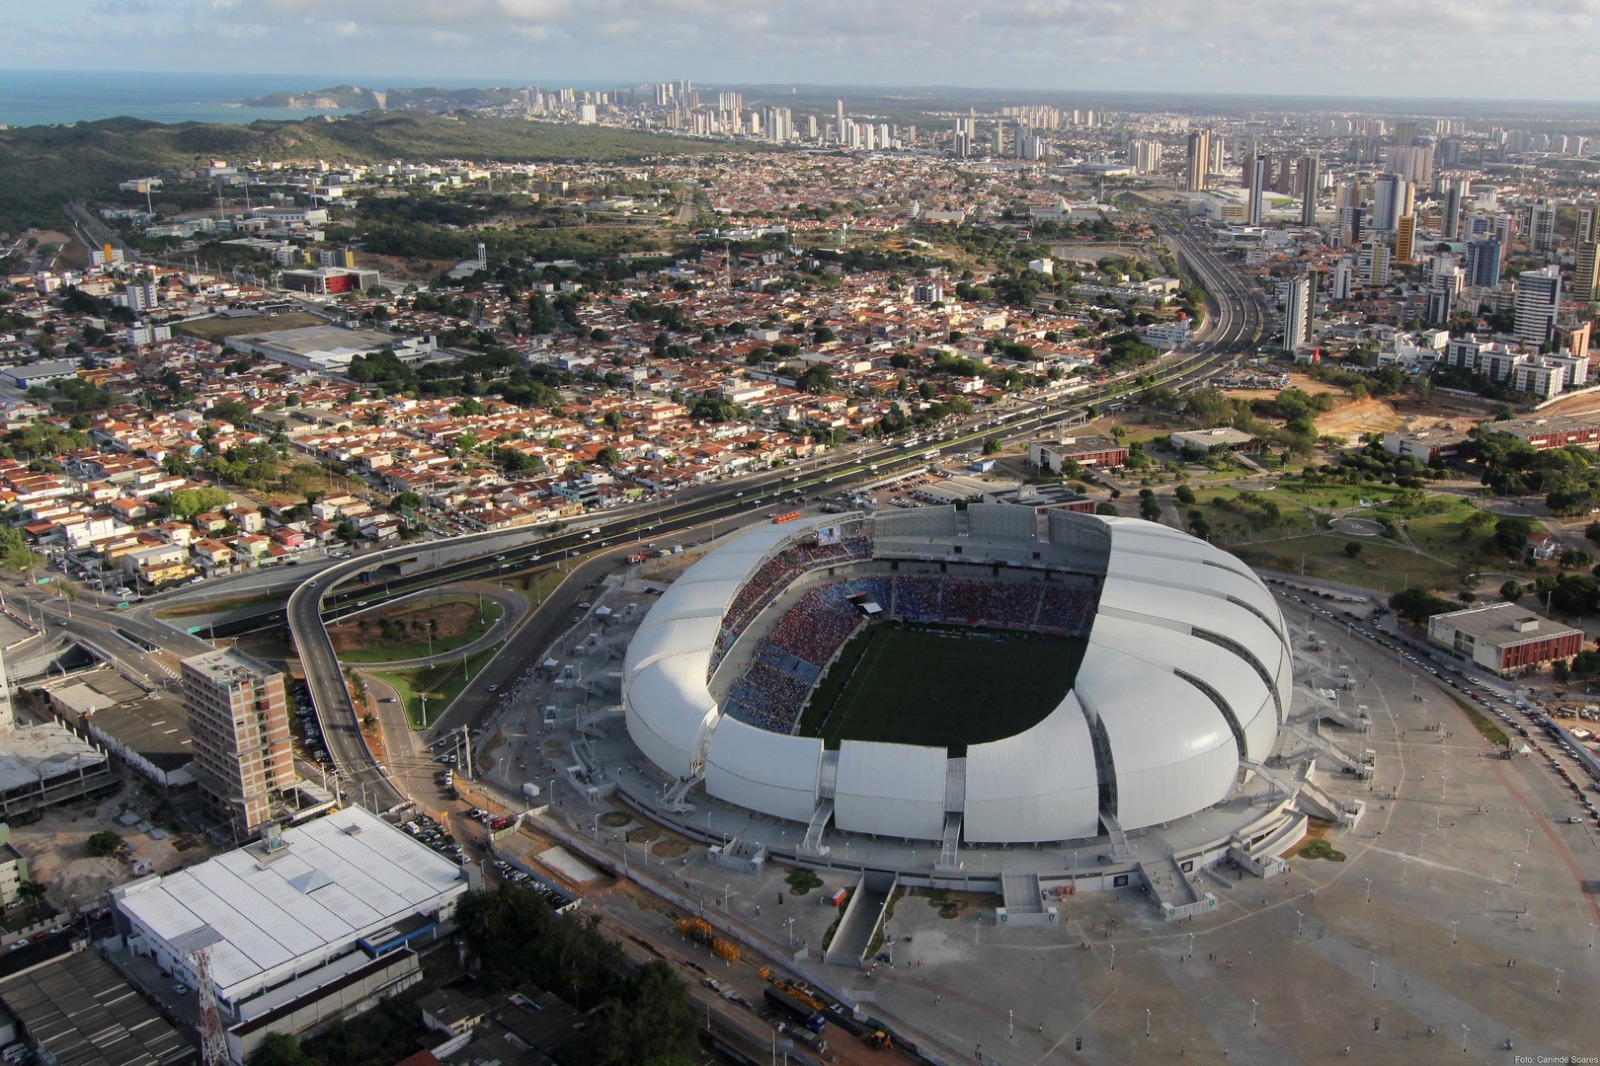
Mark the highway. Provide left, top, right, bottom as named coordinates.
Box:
left=272, top=219, right=1267, bottom=813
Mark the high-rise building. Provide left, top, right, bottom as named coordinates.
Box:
left=1427, top=254, right=1461, bottom=325
left=1441, top=181, right=1463, bottom=241
left=1283, top=274, right=1313, bottom=349
left=1128, top=139, right=1162, bottom=175
left=1373, top=174, right=1403, bottom=233
left=1247, top=154, right=1268, bottom=227
left=1514, top=266, right=1562, bottom=347
left=182, top=648, right=293, bottom=837
left=1358, top=240, right=1391, bottom=287
left=1299, top=155, right=1320, bottom=226
left=1578, top=204, right=1596, bottom=246
left=1185, top=130, right=1210, bottom=191
left=1331, top=258, right=1354, bottom=300
left=1576, top=242, right=1600, bottom=303
left=1493, top=213, right=1516, bottom=261
left=1395, top=215, right=1416, bottom=262
left=1560, top=320, right=1592, bottom=361
left=1465, top=239, right=1503, bottom=289
left=1528, top=202, right=1559, bottom=254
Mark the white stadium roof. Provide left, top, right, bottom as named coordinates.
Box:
left=624, top=509, right=1290, bottom=844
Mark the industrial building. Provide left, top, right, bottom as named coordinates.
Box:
left=0, top=723, right=116, bottom=825
left=1426, top=602, right=1584, bottom=676
left=0, top=949, right=195, bottom=1064
left=110, top=806, right=469, bottom=1064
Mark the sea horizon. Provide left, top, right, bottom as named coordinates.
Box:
left=0, top=69, right=628, bottom=129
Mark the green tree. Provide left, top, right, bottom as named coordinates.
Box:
left=1500, top=580, right=1523, bottom=602
left=982, top=437, right=1003, bottom=456
left=0, top=526, right=41, bottom=577
left=164, top=486, right=232, bottom=520
left=592, top=960, right=700, bottom=1066
left=794, top=365, right=834, bottom=394
left=85, top=831, right=121, bottom=858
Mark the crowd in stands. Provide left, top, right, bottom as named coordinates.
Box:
left=767, top=584, right=867, bottom=665
left=715, top=546, right=1101, bottom=736
left=1035, top=583, right=1097, bottom=635
left=712, top=533, right=872, bottom=671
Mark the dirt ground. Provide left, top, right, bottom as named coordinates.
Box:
left=1523, top=390, right=1600, bottom=419
left=1313, top=396, right=1405, bottom=438
left=358, top=253, right=456, bottom=284
left=331, top=599, right=480, bottom=656
left=9, top=787, right=217, bottom=912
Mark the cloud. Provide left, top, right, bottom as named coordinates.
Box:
left=4, top=0, right=1600, bottom=99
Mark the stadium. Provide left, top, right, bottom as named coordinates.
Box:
left=622, top=503, right=1296, bottom=864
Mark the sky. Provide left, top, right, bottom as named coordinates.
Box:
left=5, top=0, right=1600, bottom=102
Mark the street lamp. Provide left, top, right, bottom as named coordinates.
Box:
left=1526, top=828, right=1533, bottom=853
left=1512, top=862, right=1522, bottom=886
left=1461, top=1024, right=1469, bottom=1053
left=1250, top=999, right=1258, bottom=1028
left=1556, top=967, right=1565, bottom=995
left=1109, top=944, right=1115, bottom=971
left=1188, top=932, right=1195, bottom=957
left=1370, top=960, right=1377, bottom=989
left=1364, top=878, right=1372, bottom=904
left=1146, top=1008, right=1151, bottom=1037
left=1296, top=910, right=1304, bottom=938
left=1451, top=919, right=1459, bottom=946
left=1484, top=889, right=1491, bottom=915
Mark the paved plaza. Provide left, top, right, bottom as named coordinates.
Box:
left=473, top=560, right=1600, bottom=1064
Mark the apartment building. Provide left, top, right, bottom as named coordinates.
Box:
left=181, top=649, right=292, bottom=837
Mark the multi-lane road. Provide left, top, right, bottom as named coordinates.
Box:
left=177, top=213, right=1269, bottom=813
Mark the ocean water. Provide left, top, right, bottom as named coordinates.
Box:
left=0, top=69, right=359, bottom=127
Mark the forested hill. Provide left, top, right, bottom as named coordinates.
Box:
left=0, top=111, right=747, bottom=230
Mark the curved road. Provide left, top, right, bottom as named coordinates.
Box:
left=286, top=227, right=1267, bottom=812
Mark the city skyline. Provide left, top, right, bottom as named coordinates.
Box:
left=7, top=0, right=1600, bottom=103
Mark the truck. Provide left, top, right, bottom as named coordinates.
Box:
left=778, top=1023, right=829, bottom=1054
left=764, top=986, right=826, bottom=1034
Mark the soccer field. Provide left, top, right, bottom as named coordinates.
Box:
left=799, top=623, right=1085, bottom=754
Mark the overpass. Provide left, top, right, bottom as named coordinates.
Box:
left=280, top=229, right=1267, bottom=814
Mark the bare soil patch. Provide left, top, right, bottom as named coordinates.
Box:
left=331, top=599, right=480, bottom=657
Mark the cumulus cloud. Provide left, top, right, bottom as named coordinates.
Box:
left=3, top=0, right=1597, bottom=98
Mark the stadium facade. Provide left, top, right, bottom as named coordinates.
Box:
left=623, top=505, right=1292, bottom=848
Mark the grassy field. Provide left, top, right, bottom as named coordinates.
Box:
left=799, top=624, right=1084, bottom=754
left=175, top=312, right=323, bottom=341
left=1232, top=533, right=1464, bottom=592
left=370, top=645, right=502, bottom=730
left=154, top=593, right=283, bottom=619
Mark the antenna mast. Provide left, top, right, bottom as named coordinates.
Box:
left=194, top=947, right=229, bottom=1066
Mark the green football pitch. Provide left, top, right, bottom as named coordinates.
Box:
left=798, top=623, right=1086, bottom=754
